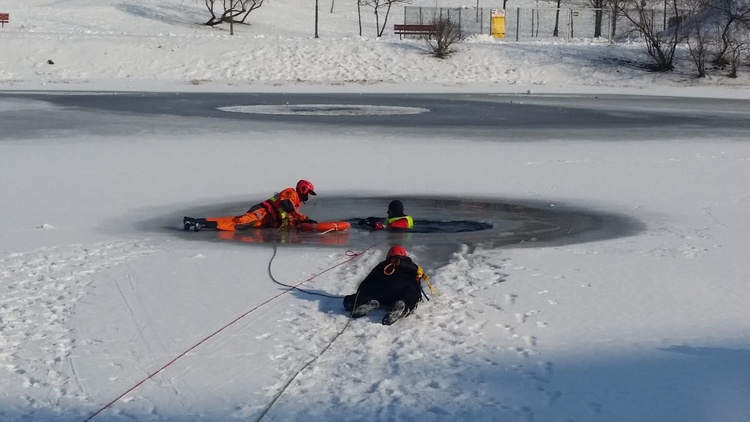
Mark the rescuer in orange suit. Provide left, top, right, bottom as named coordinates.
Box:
left=183, top=180, right=317, bottom=231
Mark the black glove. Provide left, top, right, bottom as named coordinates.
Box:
left=358, top=216, right=378, bottom=227
left=301, top=218, right=317, bottom=224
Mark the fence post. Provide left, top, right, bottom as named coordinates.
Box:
left=458, top=8, right=462, bottom=39
left=516, top=7, right=520, bottom=41
left=570, top=8, right=574, bottom=39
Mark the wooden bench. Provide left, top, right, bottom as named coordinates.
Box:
left=394, top=24, right=437, bottom=39
left=0, top=13, right=8, bottom=28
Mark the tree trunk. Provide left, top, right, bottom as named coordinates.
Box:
left=553, top=0, right=561, bottom=36
left=593, top=0, right=603, bottom=38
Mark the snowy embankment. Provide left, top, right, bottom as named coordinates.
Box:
left=2, top=2, right=749, bottom=94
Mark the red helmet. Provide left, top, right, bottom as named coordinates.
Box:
left=296, top=180, right=316, bottom=196
left=387, top=245, right=408, bottom=258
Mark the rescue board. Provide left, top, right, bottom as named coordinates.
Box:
left=298, top=221, right=351, bottom=233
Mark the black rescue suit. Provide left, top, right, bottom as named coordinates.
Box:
left=343, top=255, right=424, bottom=319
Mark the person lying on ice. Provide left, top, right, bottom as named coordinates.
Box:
left=183, top=180, right=317, bottom=231
left=359, top=199, right=413, bottom=230
left=343, top=245, right=431, bottom=325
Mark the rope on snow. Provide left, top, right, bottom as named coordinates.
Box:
left=83, top=243, right=378, bottom=422
left=254, top=290, right=363, bottom=422
left=267, top=242, right=378, bottom=299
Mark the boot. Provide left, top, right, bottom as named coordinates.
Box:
left=343, top=294, right=356, bottom=312
left=382, top=300, right=407, bottom=326
left=183, top=217, right=216, bottom=232
left=183, top=217, right=197, bottom=231
left=351, top=299, right=379, bottom=318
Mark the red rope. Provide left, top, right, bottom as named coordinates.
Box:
left=84, top=244, right=379, bottom=421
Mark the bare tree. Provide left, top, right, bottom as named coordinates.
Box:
left=360, top=0, right=411, bottom=37
left=683, top=6, right=714, bottom=76
left=428, top=17, right=461, bottom=58
left=553, top=0, right=563, bottom=37
left=680, top=0, right=749, bottom=77
left=586, top=0, right=607, bottom=37
left=607, top=0, right=626, bottom=38
left=726, top=38, right=748, bottom=76
left=357, top=0, right=362, bottom=37
left=618, top=0, right=685, bottom=70
left=204, top=0, right=266, bottom=26
left=705, top=0, right=750, bottom=66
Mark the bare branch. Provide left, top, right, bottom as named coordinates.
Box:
left=427, top=17, right=460, bottom=59
left=617, top=0, right=685, bottom=70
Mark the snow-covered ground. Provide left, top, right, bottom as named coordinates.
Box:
left=2, top=0, right=750, bottom=94
left=1, top=1, right=750, bottom=422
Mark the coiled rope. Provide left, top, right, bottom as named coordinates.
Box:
left=84, top=242, right=378, bottom=422
left=267, top=243, right=349, bottom=299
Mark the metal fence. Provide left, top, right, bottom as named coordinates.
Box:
left=403, top=6, right=678, bottom=41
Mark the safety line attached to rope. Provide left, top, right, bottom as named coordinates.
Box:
left=83, top=243, right=379, bottom=422
left=254, top=290, right=363, bottom=422
left=267, top=242, right=380, bottom=299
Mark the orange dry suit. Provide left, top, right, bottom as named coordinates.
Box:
left=206, top=188, right=309, bottom=231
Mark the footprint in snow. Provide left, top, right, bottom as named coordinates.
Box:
left=589, top=402, right=602, bottom=414
left=499, top=324, right=515, bottom=335
left=508, top=346, right=539, bottom=358
left=515, top=310, right=539, bottom=323
left=538, top=361, right=553, bottom=373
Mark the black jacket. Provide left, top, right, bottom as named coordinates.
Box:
left=352, top=256, right=423, bottom=309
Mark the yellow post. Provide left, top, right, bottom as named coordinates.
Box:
left=491, top=9, right=506, bottom=38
